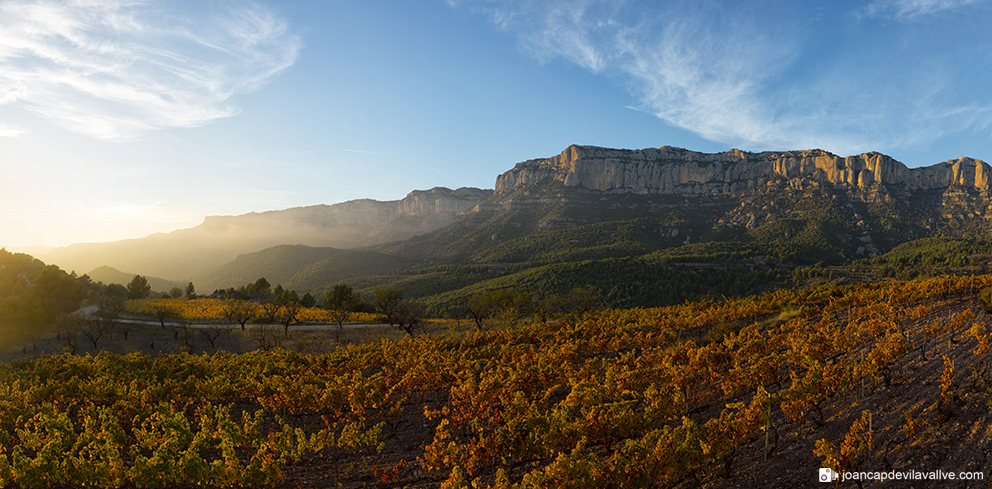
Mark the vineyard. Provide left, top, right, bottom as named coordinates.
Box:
left=3, top=275, right=992, bottom=487
left=123, top=298, right=380, bottom=325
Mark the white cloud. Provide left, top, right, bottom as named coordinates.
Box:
left=0, top=122, right=26, bottom=137
left=859, top=0, right=991, bottom=20
left=455, top=1, right=822, bottom=150
left=462, top=0, right=624, bottom=72
left=453, top=1, right=992, bottom=156
left=0, top=0, right=301, bottom=141
left=617, top=10, right=808, bottom=149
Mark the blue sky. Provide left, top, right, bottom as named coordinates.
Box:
left=1, top=0, right=991, bottom=247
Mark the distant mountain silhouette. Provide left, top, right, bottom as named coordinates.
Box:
left=40, top=187, right=490, bottom=281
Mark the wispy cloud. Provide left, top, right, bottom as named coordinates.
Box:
left=453, top=1, right=992, bottom=155
left=858, top=0, right=991, bottom=20
left=454, top=1, right=823, bottom=149
left=343, top=148, right=400, bottom=157
left=0, top=0, right=301, bottom=141
left=617, top=6, right=809, bottom=149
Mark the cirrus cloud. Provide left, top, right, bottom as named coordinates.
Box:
left=452, top=0, right=992, bottom=156
left=858, top=0, right=992, bottom=20
left=0, top=0, right=301, bottom=141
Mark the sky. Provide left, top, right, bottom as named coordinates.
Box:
left=1, top=0, right=991, bottom=248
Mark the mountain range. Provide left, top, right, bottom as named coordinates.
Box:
left=36, top=186, right=491, bottom=281
left=30, top=145, right=992, bottom=308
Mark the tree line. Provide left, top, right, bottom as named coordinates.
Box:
left=206, top=276, right=606, bottom=337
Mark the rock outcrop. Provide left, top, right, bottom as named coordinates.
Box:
left=201, top=186, right=492, bottom=230
left=395, top=187, right=494, bottom=218
left=495, top=145, right=991, bottom=195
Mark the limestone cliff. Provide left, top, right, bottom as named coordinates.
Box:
left=201, top=186, right=492, bottom=230
left=495, top=145, right=991, bottom=195
left=395, top=187, right=495, bottom=218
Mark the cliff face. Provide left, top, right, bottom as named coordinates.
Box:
left=201, top=187, right=492, bottom=229
left=495, top=145, right=991, bottom=195
left=394, top=187, right=494, bottom=218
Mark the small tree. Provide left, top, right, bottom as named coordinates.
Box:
left=54, top=313, right=82, bottom=354
left=200, top=325, right=232, bottom=350
left=491, top=290, right=531, bottom=326
left=261, top=302, right=281, bottom=324
left=532, top=295, right=565, bottom=324
left=169, top=287, right=184, bottom=299
left=245, top=277, right=272, bottom=302
left=82, top=298, right=125, bottom=348
left=326, top=284, right=366, bottom=328
left=185, top=282, right=196, bottom=299
left=466, top=290, right=496, bottom=331
left=104, top=283, right=129, bottom=304
left=566, top=285, right=602, bottom=316
left=126, top=275, right=151, bottom=300
left=327, top=307, right=352, bottom=329
left=466, top=289, right=531, bottom=330
left=276, top=302, right=301, bottom=338
left=980, top=287, right=992, bottom=313
left=373, top=287, right=404, bottom=326
left=117, top=319, right=135, bottom=342
left=395, top=300, right=427, bottom=335
left=326, top=284, right=365, bottom=309
left=80, top=316, right=114, bottom=349
left=249, top=324, right=283, bottom=352
left=175, top=319, right=196, bottom=353
left=223, top=299, right=255, bottom=331
left=274, top=286, right=299, bottom=306
left=153, top=303, right=175, bottom=328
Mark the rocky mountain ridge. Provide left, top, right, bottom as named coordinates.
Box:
left=200, top=186, right=491, bottom=232
left=36, top=144, right=992, bottom=288
left=496, top=145, right=991, bottom=196
left=42, top=187, right=491, bottom=281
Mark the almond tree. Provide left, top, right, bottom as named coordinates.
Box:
left=276, top=302, right=301, bottom=338
left=373, top=287, right=403, bottom=326
left=395, top=300, right=427, bottom=335
left=223, top=299, right=255, bottom=331
left=465, top=290, right=496, bottom=331
left=80, top=316, right=114, bottom=349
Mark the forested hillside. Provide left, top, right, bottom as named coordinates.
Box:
left=194, top=245, right=414, bottom=293
left=0, top=249, right=96, bottom=349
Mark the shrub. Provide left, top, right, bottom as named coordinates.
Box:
left=979, top=287, right=992, bottom=313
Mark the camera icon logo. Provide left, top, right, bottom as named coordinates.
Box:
left=819, top=467, right=839, bottom=482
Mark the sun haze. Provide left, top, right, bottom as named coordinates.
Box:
left=1, top=0, right=990, bottom=247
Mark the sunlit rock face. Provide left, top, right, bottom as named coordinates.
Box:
left=394, top=187, right=494, bottom=218
left=495, top=145, right=991, bottom=195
